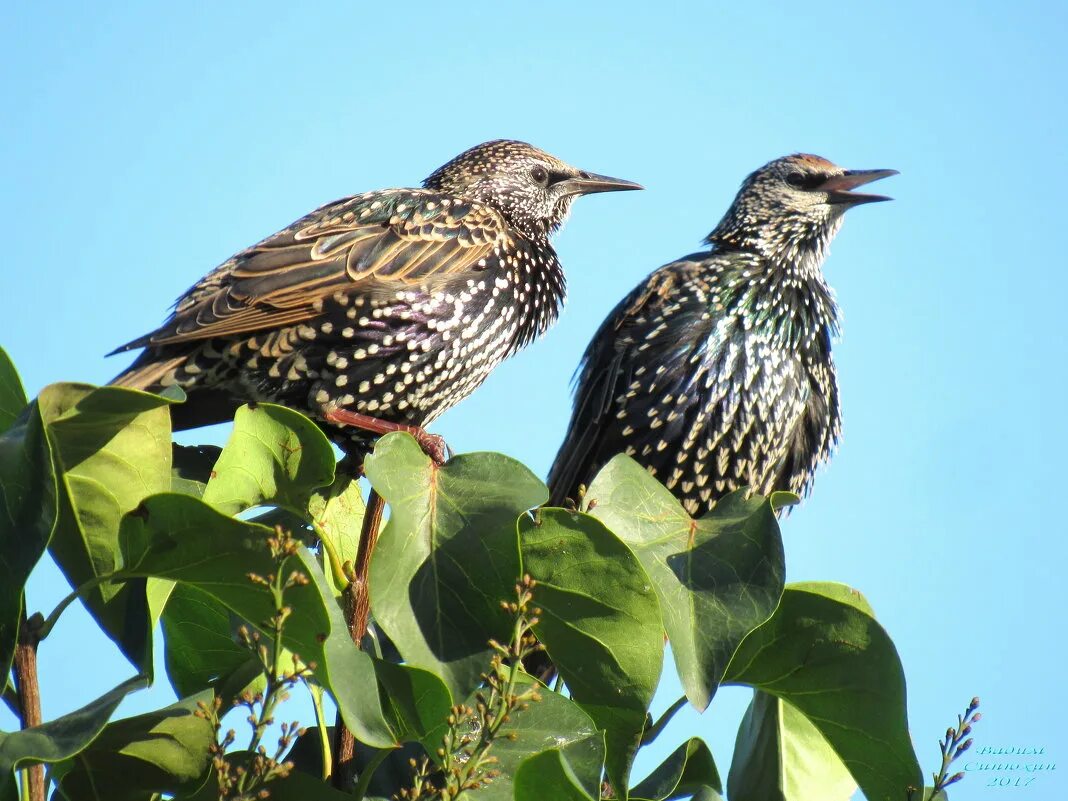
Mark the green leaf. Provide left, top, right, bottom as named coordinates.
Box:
left=170, top=444, right=222, bottom=498
left=422, top=680, right=605, bottom=801
left=51, top=691, right=214, bottom=800
left=587, top=456, right=785, bottom=711
left=0, top=347, right=26, bottom=434
left=365, top=433, right=547, bottom=697
left=40, top=384, right=177, bottom=674
left=723, top=583, right=923, bottom=801
left=727, top=691, right=855, bottom=801
left=0, top=675, right=148, bottom=782
left=119, top=492, right=395, bottom=748
left=372, top=660, right=452, bottom=743
left=308, top=473, right=365, bottom=596
left=518, top=509, right=663, bottom=798
left=513, top=748, right=597, bottom=801
left=630, top=737, right=721, bottom=801
left=200, top=403, right=335, bottom=516
left=0, top=403, right=58, bottom=680
left=159, top=584, right=259, bottom=700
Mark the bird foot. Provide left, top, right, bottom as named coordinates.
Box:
left=323, top=408, right=450, bottom=466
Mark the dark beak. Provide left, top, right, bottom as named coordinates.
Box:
left=558, top=170, right=644, bottom=197
left=819, top=168, right=899, bottom=205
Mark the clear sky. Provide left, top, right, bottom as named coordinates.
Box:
left=3, top=2, right=1066, bottom=798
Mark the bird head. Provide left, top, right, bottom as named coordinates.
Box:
left=423, top=140, right=642, bottom=238
left=705, top=154, right=897, bottom=260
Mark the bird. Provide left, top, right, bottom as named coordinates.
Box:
left=547, top=154, right=896, bottom=516
left=109, top=140, right=641, bottom=462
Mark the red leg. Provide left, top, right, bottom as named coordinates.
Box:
left=323, top=408, right=449, bottom=465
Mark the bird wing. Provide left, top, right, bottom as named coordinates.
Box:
left=112, top=189, right=516, bottom=351
left=547, top=260, right=712, bottom=505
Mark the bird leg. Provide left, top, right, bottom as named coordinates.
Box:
left=323, top=408, right=449, bottom=465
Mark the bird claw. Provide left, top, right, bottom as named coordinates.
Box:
left=414, top=430, right=449, bottom=466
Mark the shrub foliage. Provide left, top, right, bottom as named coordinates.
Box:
left=0, top=345, right=957, bottom=800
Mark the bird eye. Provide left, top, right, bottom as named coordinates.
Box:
left=785, top=171, right=807, bottom=188
left=530, top=165, right=549, bottom=186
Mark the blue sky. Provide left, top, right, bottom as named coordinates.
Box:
left=3, top=2, right=1066, bottom=797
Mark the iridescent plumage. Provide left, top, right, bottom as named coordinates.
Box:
left=548, top=154, right=896, bottom=515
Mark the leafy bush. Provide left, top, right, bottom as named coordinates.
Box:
left=0, top=346, right=972, bottom=800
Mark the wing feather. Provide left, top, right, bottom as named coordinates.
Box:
left=112, top=190, right=513, bottom=352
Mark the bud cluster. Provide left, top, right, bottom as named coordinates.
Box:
left=193, top=525, right=316, bottom=800
left=910, top=697, right=982, bottom=798
left=398, top=576, right=545, bottom=801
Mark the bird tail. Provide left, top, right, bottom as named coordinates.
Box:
left=108, top=349, right=241, bottom=431
left=109, top=351, right=188, bottom=392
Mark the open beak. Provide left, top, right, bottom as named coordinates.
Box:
left=558, top=170, right=644, bottom=197
left=819, top=168, right=899, bottom=205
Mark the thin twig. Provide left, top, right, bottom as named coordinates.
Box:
left=13, top=608, right=44, bottom=801
left=641, top=695, right=687, bottom=745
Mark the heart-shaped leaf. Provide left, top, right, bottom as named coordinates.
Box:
left=518, top=508, right=663, bottom=799
left=365, top=433, right=546, bottom=697
left=587, top=455, right=785, bottom=711
left=308, top=473, right=365, bottom=596
left=201, top=403, right=335, bottom=516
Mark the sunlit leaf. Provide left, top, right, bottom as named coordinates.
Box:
left=308, top=473, right=365, bottom=596
left=39, top=384, right=177, bottom=673
left=200, top=403, right=334, bottom=516
left=519, top=508, right=663, bottom=798
left=587, top=455, right=785, bottom=711
left=365, top=433, right=546, bottom=697
left=723, top=583, right=923, bottom=801
left=727, top=690, right=855, bottom=801
left=51, top=691, right=214, bottom=800
left=0, top=675, right=148, bottom=783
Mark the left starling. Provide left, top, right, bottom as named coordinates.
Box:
left=109, top=140, right=640, bottom=460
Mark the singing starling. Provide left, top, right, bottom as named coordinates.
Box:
left=548, top=154, right=896, bottom=515
left=110, top=140, right=640, bottom=460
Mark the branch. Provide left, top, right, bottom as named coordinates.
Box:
left=333, top=487, right=386, bottom=790
left=13, top=608, right=44, bottom=801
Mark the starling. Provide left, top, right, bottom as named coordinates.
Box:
left=110, top=140, right=640, bottom=460
left=548, top=154, right=896, bottom=515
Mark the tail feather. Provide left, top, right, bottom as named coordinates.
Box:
left=109, top=352, right=188, bottom=392
left=108, top=350, right=240, bottom=431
